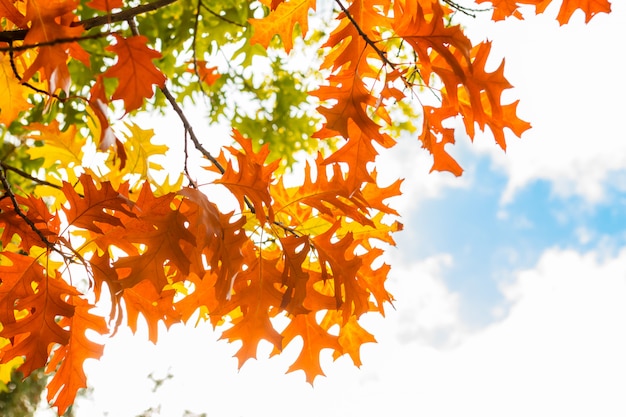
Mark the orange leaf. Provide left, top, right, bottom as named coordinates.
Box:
left=326, top=313, right=376, bottom=367
left=122, top=280, right=180, bottom=343
left=276, top=312, right=341, bottom=384
left=216, top=131, right=280, bottom=224
left=61, top=175, right=135, bottom=234
left=475, top=0, right=546, bottom=20
left=0, top=255, right=77, bottom=376
left=104, top=34, right=166, bottom=113
left=420, top=105, right=464, bottom=176
left=46, top=296, right=108, bottom=416
left=21, top=0, right=86, bottom=93
left=218, top=258, right=284, bottom=367
left=392, top=0, right=471, bottom=83
left=0, top=54, right=31, bottom=125
left=548, top=0, right=611, bottom=24
left=0, top=194, right=60, bottom=250
left=249, top=0, right=316, bottom=52
left=0, top=0, right=27, bottom=27
left=187, top=60, right=221, bottom=86
left=113, top=182, right=195, bottom=292
left=278, top=235, right=310, bottom=315
left=313, top=222, right=368, bottom=321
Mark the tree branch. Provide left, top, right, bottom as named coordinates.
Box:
left=0, top=165, right=56, bottom=250
left=0, top=0, right=179, bottom=43
left=0, top=162, right=64, bottom=191
left=333, top=0, right=396, bottom=70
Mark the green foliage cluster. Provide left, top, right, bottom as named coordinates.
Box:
left=0, top=369, right=48, bottom=417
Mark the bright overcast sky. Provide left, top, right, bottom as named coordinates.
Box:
left=38, top=2, right=626, bottom=416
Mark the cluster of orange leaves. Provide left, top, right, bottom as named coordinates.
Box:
left=0, top=0, right=611, bottom=414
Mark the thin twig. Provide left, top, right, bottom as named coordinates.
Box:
left=0, top=165, right=56, bottom=250
left=0, top=32, right=110, bottom=53
left=127, top=17, right=225, bottom=175
left=441, top=0, right=491, bottom=17
left=333, top=0, right=396, bottom=70
left=192, top=0, right=210, bottom=97
left=7, top=41, right=68, bottom=101
left=0, top=162, right=64, bottom=191
left=200, top=3, right=246, bottom=27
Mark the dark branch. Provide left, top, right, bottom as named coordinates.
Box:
left=0, top=32, right=109, bottom=53
left=333, top=0, right=396, bottom=70
left=0, top=163, right=64, bottom=191
left=126, top=17, right=225, bottom=175
left=0, top=165, right=56, bottom=250
left=0, top=0, right=179, bottom=43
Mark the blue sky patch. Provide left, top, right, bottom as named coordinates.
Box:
left=396, top=157, right=626, bottom=327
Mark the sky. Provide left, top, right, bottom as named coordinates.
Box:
left=37, top=2, right=626, bottom=416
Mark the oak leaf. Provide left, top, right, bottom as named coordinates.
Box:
left=0, top=254, right=76, bottom=376
left=274, top=312, right=341, bottom=384
left=26, top=121, right=86, bottom=169
left=88, top=75, right=119, bottom=153
left=249, top=0, right=316, bottom=52
left=218, top=257, right=284, bottom=367
left=122, top=280, right=180, bottom=343
left=216, top=131, right=279, bottom=224
left=113, top=183, right=195, bottom=292
left=0, top=194, right=59, bottom=250
left=104, top=34, right=166, bottom=113
left=323, top=313, right=376, bottom=367
left=45, top=296, right=108, bottom=416
left=0, top=0, right=27, bottom=27
left=21, top=0, right=87, bottom=93
left=61, top=175, right=135, bottom=235
left=544, top=0, right=611, bottom=24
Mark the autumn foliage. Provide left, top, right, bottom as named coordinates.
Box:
left=0, top=0, right=611, bottom=414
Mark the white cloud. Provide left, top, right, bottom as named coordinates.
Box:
left=386, top=254, right=468, bottom=347
left=349, top=247, right=626, bottom=417
left=72, top=245, right=626, bottom=417
left=458, top=4, right=626, bottom=205
left=376, top=135, right=472, bottom=213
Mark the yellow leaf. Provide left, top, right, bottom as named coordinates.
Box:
left=26, top=121, right=86, bottom=169
left=0, top=55, right=32, bottom=126
left=32, top=169, right=80, bottom=211
left=120, top=122, right=169, bottom=177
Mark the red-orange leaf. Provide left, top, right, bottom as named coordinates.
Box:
left=279, top=235, right=310, bottom=315
left=46, top=296, right=108, bottom=416
left=62, top=175, right=135, bottom=234
left=122, top=280, right=180, bottom=343
left=275, top=312, right=341, bottom=384
left=0, top=0, right=27, bottom=27
left=551, top=0, right=611, bottom=24
left=89, top=75, right=120, bottom=153
left=313, top=222, right=368, bottom=321
left=0, top=194, right=59, bottom=250
left=113, top=183, right=195, bottom=292
left=216, top=131, right=280, bottom=224
left=104, top=34, right=166, bottom=113
left=219, top=258, right=284, bottom=367
left=0, top=256, right=77, bottom=376
left=21, top=0, right=86, bottom=93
